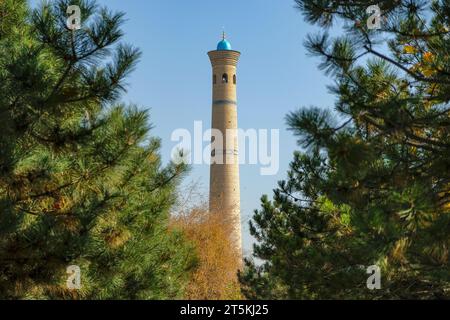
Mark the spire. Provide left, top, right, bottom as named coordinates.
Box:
left=217, top=30, right=232, bottom=51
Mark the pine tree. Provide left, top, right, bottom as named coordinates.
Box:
left=240, top=0, right=450, bottom=299
left=0, top=0, right=194, bottom=299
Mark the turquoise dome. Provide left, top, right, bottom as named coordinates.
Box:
left=217, top=39, right=232, bottom=51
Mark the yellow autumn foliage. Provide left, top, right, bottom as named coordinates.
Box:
left=423, top=51, right=434, bottom=63
left=403, top=45, right=417, bottom=54
left=171, top=203, right=242, bottom=300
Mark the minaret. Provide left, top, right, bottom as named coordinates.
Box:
left=208, top=33, right=242, bottom=255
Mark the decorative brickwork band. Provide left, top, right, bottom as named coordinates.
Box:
left=213, top=99, right=237, bottom=105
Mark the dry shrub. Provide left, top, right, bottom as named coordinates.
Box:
left=171, top=198, right=242, bottom=300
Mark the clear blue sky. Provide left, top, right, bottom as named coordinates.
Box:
left=31, top=0, right=337, bottom=255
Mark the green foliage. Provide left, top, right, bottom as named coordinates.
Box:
left=240, top=0, right=450, bottom=299
left=0, top=0, right=194, bottom=299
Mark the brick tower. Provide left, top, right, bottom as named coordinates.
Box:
left=208, top=33, right=242, bottom=254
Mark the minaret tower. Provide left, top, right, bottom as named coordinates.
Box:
left=208, top=33, right=242, bottom=255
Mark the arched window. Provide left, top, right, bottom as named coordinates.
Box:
left=213, top=74, right=216, bottom=84
left=222, top=73, right=228, bottom=83
left=233, top=74, right=236, bottom=84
